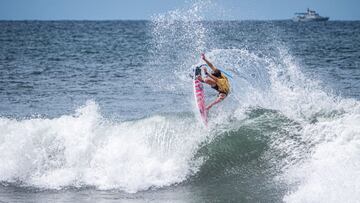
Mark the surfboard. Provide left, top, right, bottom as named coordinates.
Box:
left=193, top=66, right=208, bottom=126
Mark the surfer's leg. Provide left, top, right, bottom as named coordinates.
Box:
left=206, top=93, right=226, bottom=110
left=204, top=77, right=217, bottom=87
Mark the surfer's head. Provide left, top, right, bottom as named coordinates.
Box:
left=212, top=69, right=221, bottom=78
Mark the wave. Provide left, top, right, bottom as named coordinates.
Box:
left=0, top=102, right=208, bottom=193
left=204, top=47, right=360, bottom=202
left=1, top=1, right=359, bottom=202
left=0, top=101, right=304, bottom=195
left=1, top=70, right=360, bottom=202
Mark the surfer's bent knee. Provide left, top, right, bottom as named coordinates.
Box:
left=218, top=93, right=226, bottom=100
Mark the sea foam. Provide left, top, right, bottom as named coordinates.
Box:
left=0, top=101, right=207, bottom=193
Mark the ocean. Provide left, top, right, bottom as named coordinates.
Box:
left=1, top=4, right=360, bottom=203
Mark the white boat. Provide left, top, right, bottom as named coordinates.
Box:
left=293, top=8, right=329, bottom=22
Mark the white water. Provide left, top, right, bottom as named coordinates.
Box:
left=217, top=48, right=360, bottom=202
left=266, top=50, right=360, bottom=203
left=204, top=46, right=360, bottom=202
left=0, top=101, right=208, bottom=193
left=284, top=112, right=360, bottom=203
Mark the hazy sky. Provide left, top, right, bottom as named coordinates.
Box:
left=0, top=0, right=359, bottom=20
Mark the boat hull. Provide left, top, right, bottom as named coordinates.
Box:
left=293, top=17, right=329, bottom=22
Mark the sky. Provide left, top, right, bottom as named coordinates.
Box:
left=0, top=0, right=359, bottom=20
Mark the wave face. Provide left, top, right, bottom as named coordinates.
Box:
left=201, top=48, right=360, bottom=202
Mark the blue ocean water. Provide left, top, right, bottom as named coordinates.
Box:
left=1, top=4, right=360, bottom=203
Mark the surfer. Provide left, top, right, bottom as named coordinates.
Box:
left=198, top=53, right=230, bottom=111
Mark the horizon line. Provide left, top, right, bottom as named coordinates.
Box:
left=0, top=18, right=359, bottom=22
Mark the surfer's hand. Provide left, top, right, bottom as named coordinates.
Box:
left=202, top=67, right=207, bottom=73
left=201, top=53, right=206, bottom=60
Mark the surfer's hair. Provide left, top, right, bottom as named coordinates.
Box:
left=212, top=69, right=221, bottom=78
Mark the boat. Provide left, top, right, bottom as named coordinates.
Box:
left=293, top=8, right=329, bottom=22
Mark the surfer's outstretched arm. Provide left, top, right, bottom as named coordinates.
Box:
left=201, top=53, right=218, bottom=72
left=203, top=67, right=218, bottom=82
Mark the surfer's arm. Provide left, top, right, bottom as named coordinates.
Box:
left=203, top=67, right=218, bottom=82
left=208, top=72, right=218, bottom=82
left=201, top=53, right=218, bottom=72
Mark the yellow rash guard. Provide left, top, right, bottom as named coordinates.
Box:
left=214, top=73, right=230, bottom=95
